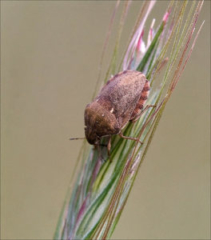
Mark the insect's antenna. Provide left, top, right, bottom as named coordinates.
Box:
left=69, top=137, right=86, bottom=141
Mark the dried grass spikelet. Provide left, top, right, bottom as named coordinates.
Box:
left=54, top=1, right=204, bottom=239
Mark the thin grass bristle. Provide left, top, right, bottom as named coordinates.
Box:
left=54, top=1, right=204, bottom=239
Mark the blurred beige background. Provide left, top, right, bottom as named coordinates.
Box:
left=1, top=1, right=210, bottom=239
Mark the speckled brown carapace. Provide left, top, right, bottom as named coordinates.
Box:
left=84, top=70, right=150, bottom=146
left=130, top=81, right=150, bottom=121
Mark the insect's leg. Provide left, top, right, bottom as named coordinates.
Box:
left=107, top=137, right=111, bottom=157
left=95, top=144, right=104, bottom=162
left=131, top=104, right=156, bottom=123
left=119, top=132, right=143, bottom=145
left=98, top=141, right=111, bottom=162
left=142, top=104, right=156, bottom=112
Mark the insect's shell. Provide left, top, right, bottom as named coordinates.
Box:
left=84, top=70, right=149, bottom=145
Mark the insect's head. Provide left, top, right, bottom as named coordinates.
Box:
left=84, top=102, right=119, bottom=145
left=84, top=125, right=100, bottom=145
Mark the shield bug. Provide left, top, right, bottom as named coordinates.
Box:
left=84, top=70, right=151, bottom=152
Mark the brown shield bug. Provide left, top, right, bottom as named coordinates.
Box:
left=83, top=70, right=151, bottom=153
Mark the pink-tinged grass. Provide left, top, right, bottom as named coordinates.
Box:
left=54, top=1, right=204, bottom=239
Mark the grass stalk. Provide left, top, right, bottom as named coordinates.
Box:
left=54, top=1, right=204, bottom=239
